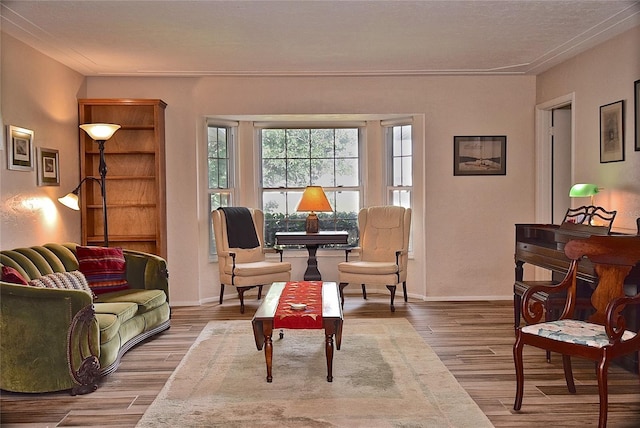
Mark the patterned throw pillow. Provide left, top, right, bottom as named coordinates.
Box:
left=2, top=265, right=29, bottom=285
left=76, top=246, right=129, bottom=295
left=28, top=271, right=95, bottom=298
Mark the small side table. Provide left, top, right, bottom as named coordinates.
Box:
left=275, top=231, right=349, bottom=281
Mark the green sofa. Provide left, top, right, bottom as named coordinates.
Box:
left=0, top=243, right=170, bottom=395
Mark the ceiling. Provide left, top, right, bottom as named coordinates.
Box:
left=1, top=1, right=639, bottom=77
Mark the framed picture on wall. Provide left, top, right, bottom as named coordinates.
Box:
left=453, top=135, right=507, bottom=176
left=600, top=100, right=624, bottom=163
left=635, top=79, right=639, bottom=151
left=37, top=147, right=60, bottom=186
left=6, top=125, right=34, bottom=171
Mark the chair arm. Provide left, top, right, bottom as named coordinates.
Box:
left=605, top=293, right=640, bottom=342
left=521, top=261, right=578, bottom=325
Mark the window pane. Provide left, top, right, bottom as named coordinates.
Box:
left=287, top=129, right=310, bottom=158
left=262, top=129, right=286, bottom=158
left=262, top=159, right=287, bottom=188
left=312, top=158, right=335, bottom=187
left=335, top=129, right=359, bottom=157
left=335, top=158, right=357, bottom=186
left=402, top=156, right=412, bottom=186
left=287, top=158, right=311, bottom=187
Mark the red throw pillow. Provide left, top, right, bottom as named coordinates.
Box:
left=1, top=265, right=28, bottom=285
left=76, top=246, right=129, bottom=295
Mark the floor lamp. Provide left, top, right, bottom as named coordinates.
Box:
left=58, top=123, right=120, bottom=246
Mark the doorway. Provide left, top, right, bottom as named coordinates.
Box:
left=534, top=93, right=575, bottom=225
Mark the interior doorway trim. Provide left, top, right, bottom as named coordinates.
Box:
left=534, top=92, right=575, bottom=224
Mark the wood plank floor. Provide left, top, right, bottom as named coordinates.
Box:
left=2, top=294, right=640, bottom=427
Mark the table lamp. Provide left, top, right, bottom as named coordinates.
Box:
left=296, top=186, right=333, bottom=233
left=569, top=183, right=599, bottom=206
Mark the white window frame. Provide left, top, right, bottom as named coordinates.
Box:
left=257, top=123, right=364, bottom=247
left=207, top=119, right=237, bottom=257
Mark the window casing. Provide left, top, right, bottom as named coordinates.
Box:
left=260, top=127, right=362, bottom=247
left=207, top=122, right=235, bottom=256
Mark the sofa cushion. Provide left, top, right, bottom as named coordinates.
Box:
left=95, top=313, right=120, bottom=344
left=27, top=271, right=95, bottom=298
left=94, top=302, right=139, bottom=325
left=95, top=289, right=167, bottom=313
left=1, top=266, right=28, bottom=285
left=77, top=246, right=129, bottom=295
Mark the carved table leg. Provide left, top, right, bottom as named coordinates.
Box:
left=262, top=321, right=274, bottom=382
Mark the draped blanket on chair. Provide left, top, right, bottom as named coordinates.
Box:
left=219, top=207, right=260, bottom=249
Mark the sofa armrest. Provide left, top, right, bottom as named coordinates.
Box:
left=0, top=283, right=99, bottom=394
left=122, top=249, right=169, bottom=302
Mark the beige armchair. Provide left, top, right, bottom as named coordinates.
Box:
left=212, top=207, right=291, bottom=313
left=338, top=206, right=411, bottom=312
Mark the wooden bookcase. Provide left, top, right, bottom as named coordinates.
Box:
left=78, top=99, right=167, bottom=259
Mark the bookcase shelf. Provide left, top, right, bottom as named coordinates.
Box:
left=79, top=99, right=167, bottom=258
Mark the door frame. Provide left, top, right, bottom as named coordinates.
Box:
left=534, top=93, right=576, bottom=224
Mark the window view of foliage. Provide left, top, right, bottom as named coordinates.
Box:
left=261, top=128, right=361, bottom=247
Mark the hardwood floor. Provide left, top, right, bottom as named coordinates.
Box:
left=2, top=294, right=640, bottom=427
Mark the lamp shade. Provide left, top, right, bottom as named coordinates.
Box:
left=58, top=192, right=80, bottom=211
left=80, top=123, right=121, bottom=141
left=296, top=186, right=333, bottom=212
left=569, top=183, right=599, bottom=198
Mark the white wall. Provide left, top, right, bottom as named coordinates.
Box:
left=1, top=34, right=86, bottom=248
left=84, top=74, right=536, bottom=305
left=536, top=26, right=640, bottom=234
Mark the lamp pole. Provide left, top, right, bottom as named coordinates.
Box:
left=97, top=139, right=109, bottom=246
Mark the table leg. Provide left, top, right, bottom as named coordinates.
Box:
left=261, top=321, right=274, bottom=382
left=325, top=332, right=334, bottom=382
left=304, top=244, right=322, bottom=281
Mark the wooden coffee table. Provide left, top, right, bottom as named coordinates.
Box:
left=251, top=281, right=343, bottom=382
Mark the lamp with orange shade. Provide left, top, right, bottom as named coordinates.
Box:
left=296, top=186, right=333, bottom=233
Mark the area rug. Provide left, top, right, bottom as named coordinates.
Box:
left=136, top=318, right=494, bottom=427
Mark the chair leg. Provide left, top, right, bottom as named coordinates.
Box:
left=403, top=281, right=408, bottom=302
left=513, top=331, right=525, bottom=410
left=361, top=284, right=367, bottom=300
left=258, top=285, right=263, bottom=300
left=219, top=284, right=225, bottom=304
left=338, top=282, right=349, bottom=309
left=386, top=285, right=396, bottom=312
left=596, top=358, right=610, bottom=428
left=562, top=354, right=576, bottom=393
left=237, top=287, right=247, bottom=314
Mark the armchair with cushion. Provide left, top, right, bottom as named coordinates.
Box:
left=338, top=205, right=411, bottom=312
left=514, top=235, right=640, bottom=428
left=212, top=207, right=291, bottom=313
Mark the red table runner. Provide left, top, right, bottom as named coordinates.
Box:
left=273, top=281, right=323, bottom=329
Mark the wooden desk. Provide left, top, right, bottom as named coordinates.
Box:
left=275, top=231, right=349, bottom=280
left=251, top=281, right=343, bottom=382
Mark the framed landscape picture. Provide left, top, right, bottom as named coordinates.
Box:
left=453, top=135, right=507, bottom=176
left=600, top=100, right=624, bottom=163
left=37, top=147, right=60, bottom=186
left=7, top=125, right=34, bottom=171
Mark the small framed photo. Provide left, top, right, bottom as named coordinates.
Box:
left=37, top=147, right=60, bottom=186
left=453, top=135, right=507, bottom=176
left=600, top=100, right=624, bottom=163
left=634, top=79, right=639, bottom=151
left=7, top=125, right=34, bottom=171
